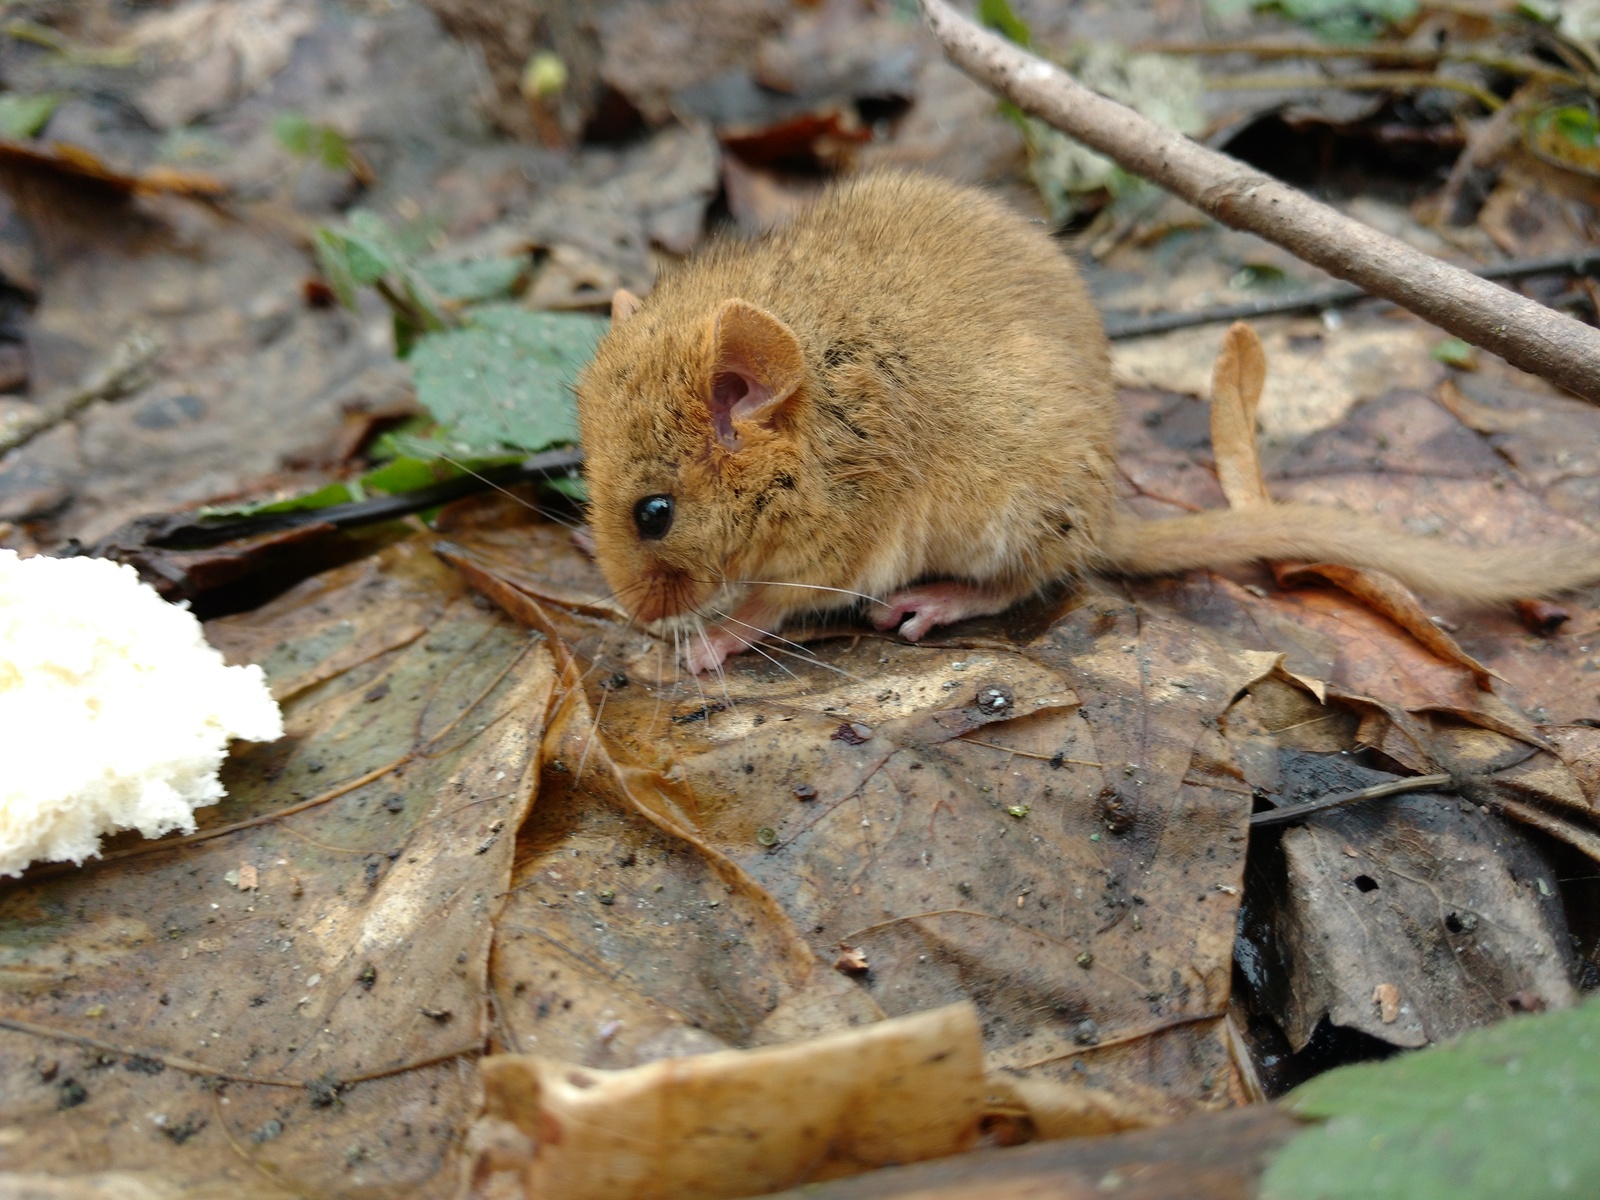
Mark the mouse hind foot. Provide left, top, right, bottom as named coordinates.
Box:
left=873, top=581, right=1025, bottom=642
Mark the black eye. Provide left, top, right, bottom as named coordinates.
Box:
left=633, top=494, right=674, bottom=540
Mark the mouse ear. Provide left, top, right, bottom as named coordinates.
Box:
left=706, top=299, right=806, bottom=451
left=610, top=288, right=643, bottom=324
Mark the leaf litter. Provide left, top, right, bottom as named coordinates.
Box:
left=4, top=0, right=1600, bottom=1195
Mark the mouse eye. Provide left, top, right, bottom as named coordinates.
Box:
left=633, top=494, right=675, bottom=540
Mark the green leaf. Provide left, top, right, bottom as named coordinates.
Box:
left=1263, top=999, right=1600, bottom=1200
left=543, top=474, right=587, bottom=502
left=409, top=306, right=606, bottom=454
left=1230, top=263, right=1289, bottom=289
left=0, top=92, right=59, bottom=139
left=311, top=227, right=361, bottom=309
left=417, top=256, right=529, bottom=304
left=1430, top=337, right=1478, bottom=368
left=273, top=111, right=315, bottom=156
left=978, top=0, right=1031, bottom=46
left=341, top=213, right=402, bottom=286
left=357, top=455, right=460, bottom=495
left=200, top=479, right=355, bottom=519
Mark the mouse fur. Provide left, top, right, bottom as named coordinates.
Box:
left=574, top=171, right=1600, bottom=674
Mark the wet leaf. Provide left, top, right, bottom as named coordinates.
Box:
left=409, top=306, right=604, bottom=454
left=1243, top=751, right=1575, bottom=1051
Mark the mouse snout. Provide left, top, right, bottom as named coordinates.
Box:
left=625, top=565, right=697, bottom=624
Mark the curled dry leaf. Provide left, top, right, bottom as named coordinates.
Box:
left=475, top=1003, right=986, bottom=1200
left=1209, top=321, right=1270, bottom=511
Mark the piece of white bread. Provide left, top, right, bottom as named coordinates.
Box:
left=0, top=550, right=282, bottom=877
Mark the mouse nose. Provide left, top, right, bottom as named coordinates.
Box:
left=629, top=569, right=690, bottom=623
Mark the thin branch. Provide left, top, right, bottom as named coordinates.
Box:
left=1249, top=772, right=1455, bottom=828
left=1204, top=70, right=1504, bottom=112
left=0, top=330, right=159, bottom=456
left=1103, top=247, right=1600, bottom=339
left=919, top=0, right=1600, bottom=405
left=1136, top=38, right=1588, bottom=91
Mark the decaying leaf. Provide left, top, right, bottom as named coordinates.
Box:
left=0, top=538, right=555, bottom=1195
left=477, top=1003, right=986, bottom=1200
left=1209, top=322, right=1269, bottom=510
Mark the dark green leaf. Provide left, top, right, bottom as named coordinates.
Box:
left=409, top=306, right=605, bottom=454
left=312, top=227, right=361, bottom=309
left=978, top=0, right=1031, bottom=46
left=1264, top=999, right=1600, bottom=1200
left=273, top=112, right=315, bottom=156
left=0, top=92, right=60, bottom=140
left=201, top=480, right=355, bottom=519
left=417, top=257, right=529, bottom=304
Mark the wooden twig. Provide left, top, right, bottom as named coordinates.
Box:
left=1136, top=39, right=1588, bottom=91
left=1249, top=772, right=1455, bottom=828
left=1103, top=247, right=1600, bottom=339
left=1204, top=70, right=1504, bottom=112
left=918, top=0, right=1600, bottom=405
left=0, top=329, right=159, bottom=456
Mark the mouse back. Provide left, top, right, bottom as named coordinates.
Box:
left=575, top=171, right=1119, bottom=635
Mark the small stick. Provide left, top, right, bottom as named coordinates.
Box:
left=1204, top=70, right=1503, bottom=112
left=0, top=330, right=159, bottom=456
left=918, top=0, right=1600, bottom=405
left=1104, top=247, right=1600, bottom=339
left=1249, top=772, right=1454, bottom=828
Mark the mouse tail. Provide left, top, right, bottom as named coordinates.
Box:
left=1101, top=503, right=1600, bottom=604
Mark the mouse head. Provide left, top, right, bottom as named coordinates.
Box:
left=576, top=288, right=817, bottom=629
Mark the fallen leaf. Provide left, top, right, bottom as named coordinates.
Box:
left=477, top=1004, right=986, bottom=1199
left=1209, top=321, right=1269, bottom=510
left=0, top=537, right=554, bottom=1194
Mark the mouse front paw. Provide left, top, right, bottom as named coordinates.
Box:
left=683, top=626, right=748, bottom=675
left=874, top=582, right=1013, bottom=642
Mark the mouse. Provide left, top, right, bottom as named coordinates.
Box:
left=574, top=171, right=1600, bottom=675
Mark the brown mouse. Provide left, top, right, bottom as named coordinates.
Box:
left=575, top=172, right=1600, bottom=674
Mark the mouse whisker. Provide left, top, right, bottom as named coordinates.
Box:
left=569, top=670, right=610, bottom=791
left=705, top=616, right=803, bottom=684
left=727, top=579, right=889, bottom=608
left=417, top=446, right=569, bottom=522
left=704, top=607, right=858, bottom=681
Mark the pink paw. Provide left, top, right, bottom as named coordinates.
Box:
left=873, top=582, right=1010, bottom=642
left=683, top=627, right=748, bottom=675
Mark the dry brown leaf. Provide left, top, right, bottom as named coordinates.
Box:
left=1272, top=561, right=1496, bottom=689
left=757, top=1106, right=1303, bottom=1200
left=1372, top=982, right=1400, bottom=1024
left=1209, top=321, right=1269, bottom=510
left=0, top=538, right=552, bottom=1195
left=0, top=140, right=228, bottom=199
left=440, top=499, right=1274, bottom=1115
left=477, top=1003, right=985, bottom=1200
